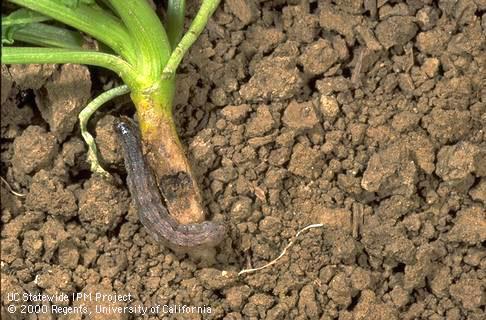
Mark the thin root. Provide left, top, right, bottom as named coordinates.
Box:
left=1, top=176, right=26, bottom=197
left=238, top=223, right=325, bottom=276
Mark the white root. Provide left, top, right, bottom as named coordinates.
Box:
left=1, top=176, right=26, bottom=197
left=238, top=223, right=325, bottom=276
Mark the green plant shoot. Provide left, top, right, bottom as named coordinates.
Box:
left=1, top=0, right=221, bottom=225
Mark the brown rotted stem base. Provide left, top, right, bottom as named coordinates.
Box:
left=134, top=92, right=205, bottom=225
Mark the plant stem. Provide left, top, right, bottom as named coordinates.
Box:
left=162, top=0, right=221, bottom=79
left=2, top=47, right=140, bottom=88
left=131, top=0, right=221, bottom=225
left=79, top=84, right=130, bottom=177
left=107, top=0, right=171, bottom=81
left=166, top=0, right=185, bottom=49
left=12, top=22, right=86, bottom=49
left=131, top=81, right=206, bottom=224
left=8, top=0, right=137, bottom=64
left=1, top=8, right=51, bottom=26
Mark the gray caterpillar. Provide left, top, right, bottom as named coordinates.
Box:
left=114, top=119, right=226, bottom=250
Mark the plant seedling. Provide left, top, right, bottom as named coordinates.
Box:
left=2, top=0, right=221, bottom=224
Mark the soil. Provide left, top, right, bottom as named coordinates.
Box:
left=1, top=1, right=485, bottom=319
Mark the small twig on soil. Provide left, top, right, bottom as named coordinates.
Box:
left=352, top=202, right=364, bottom=239
left=351, top=47, right=365, bottom=87
left=238, top=223, right=325, bottom=276
left=0, top=176, right=26, bottom=197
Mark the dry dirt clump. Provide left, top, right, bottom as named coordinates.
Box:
left=1, top=1, right=486, bottom=320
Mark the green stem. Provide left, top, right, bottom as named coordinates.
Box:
left=107, top=0, right=171, bottom=82
left=2, top=47, right=139, bottom=88
left=1, top=8, right=51, bottom=25
left=13, top=22, right=85, bottom=49
left=166, top=0, right=185, bottom=49
left=162, top=0, right=221, bottom=79
left=8, top=0, right=137, bottom=64
left=79, top=84, right=130, bottom=176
